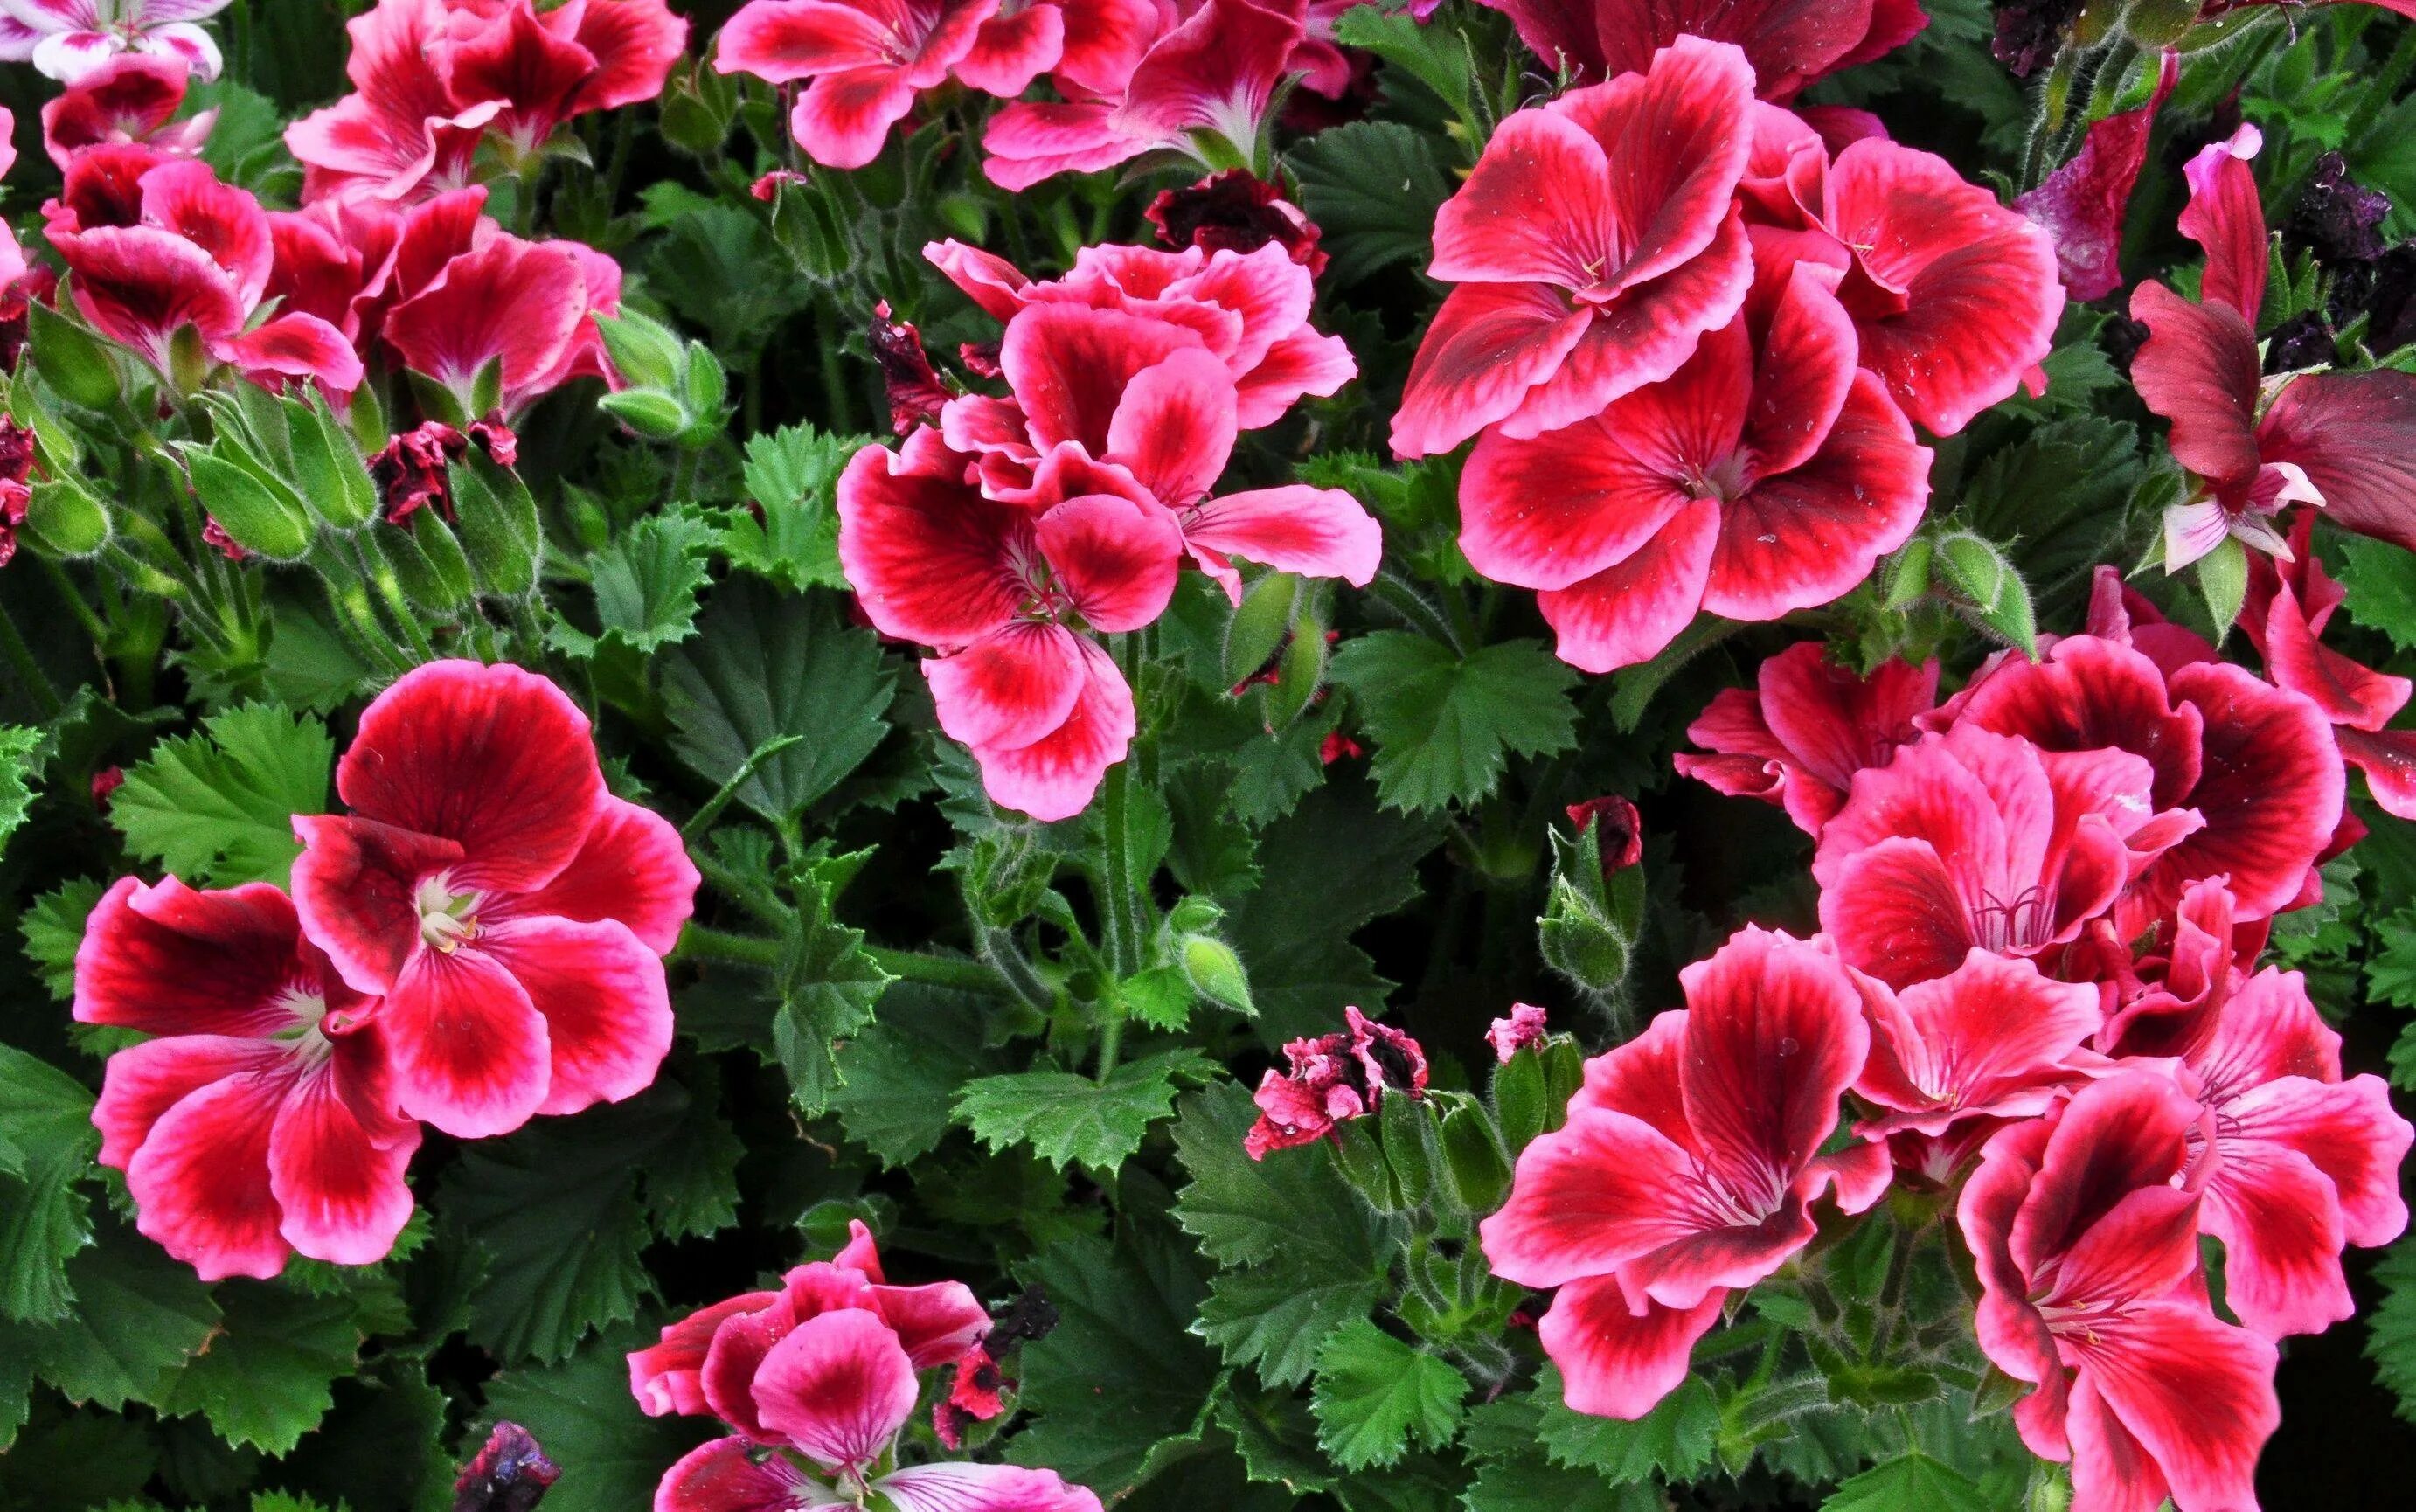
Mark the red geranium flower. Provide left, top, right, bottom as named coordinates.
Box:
left=1391, top=35, right=1757, bottom=458
left=381, top=224, right=622, bottom=416
left=1675, top=640, right=1938, bottom=840
left=1456, top=266, right=1929, bottom=670
left=927, top=235, right=1357, bottom=429
left=1938, top=623, right=2344, bottom=940
left=632, top=1223, right=1100, bottom=1512
left=1475, top=0, right=1927, bottom=101
left=1847, top=947, right=2102, bottom=1141
left=2130, top=125, right=2416, bottom=563
left=1959, top=1072, right=2279, bottom=1512
left=288, top=660, right=698, bottom=1139
left=1245, top=1006, right=1427, bottom=1158
left=1812, top=724, right=2201, bottom=989
left=42, top=148, right=365, bottom=392
left=1479, top=927, right=1889, bottom=1419
left=40, top=52, right=215, bottom=170
left=74, top=877, right=420, bottom=1280
left=2240, top=516, right=2416, bottom=817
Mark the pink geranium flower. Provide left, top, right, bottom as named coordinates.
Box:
left=1246, top=1006, right=1427, bottom=1158
left=287, top=0, right=686, bottom=203
left=288, top=660, right=699, bottom=1140
left=382, top=222, right=623, bottom=416
left=39, top=52, right=214, bottom=169
left=74, top=877, right=421, bottom=1281
left=1812, top=724, right=2201, bottom=990
left=1479, top=926, right=1889, bottom=1419
left=1391, top=35, right=1757, bottom=458
left=41, top=147, right=366, bottom=393
left=633, top=1223, right=1100, bottom=1512
left=1455, top=265, right=1930, bottom=670
left=1959, top=1072, right=2280, bottom=1512
left=2130, top=125, right=2416, bottom=564
left=1847, top=947, right=2102, bottom=1140
left=1476, top=0, right=1927, bottom=100
left=1675, top=641, right=1938, bottom=840
left=0, top=0, right=228, bottom=83
left=927, top=236, right=1357, bottom=430
left=1485, top=1003, right=1549, bottom=1063
left=2240, top=517, right=2416, bottom=818
left=1938, top=625, right=2345, bottom=940
left=980, top=0, right=1307, bottom=192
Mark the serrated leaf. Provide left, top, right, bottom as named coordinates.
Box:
left=550, top=512, right=715, bottom=656
left=956, top=1049, right=1213, bottom=1171
left=663, top=580, right=896, bottom=824
left=2369, top=1234, right=2416, bottom=1424
left=19, top=877, right=105, bottom=1003
left=110, top=702, right=332, bottom=887
left=1328, top=633, right=1579, bottom=814
left=1822, top=1452, right=1992, bottom=1512
left=154, top=1280, right=364, bottom=1454
left=1289, top=121, right=1453, bottom=288
left=1310, top=1319, right=1469, bottom=1471
left=712, top=423, right=866, bottom=591
left=481, top=1321, right=715, bottom=1512
left=20, top=1216, right=220, bottom=1409
left=1535, top=1367, right=1718, bottom=1482
left=0, top=1042, right=100, bottom=1321
left=0, top=725, right=39, bottom=851
left=1461, top=1398, right=1660, bottom=1512
left=1009, top=1229, right=1218, bottom=1496
left=2339, top=533, right=2416, bottom=654
left=828, top=982, right=1010, bottom=1166
left=638, top=1068, right=744, bottom=1240
left=1198, top=1265, right=1383, bottom=1389
left=770, top=846, right=895, bottom=1113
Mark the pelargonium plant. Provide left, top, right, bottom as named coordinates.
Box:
left=7, top=3, right=2416, bottom=1511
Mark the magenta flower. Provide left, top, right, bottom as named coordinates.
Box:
left=1455, top=266, right=1930, bottom=671
left=39, top=52, right=215, bottom=170
left=289, top=660, right=698, bottom=1139
left=1479, top=927, right=1889, bottom=1419
left=1846, top=947, right=2103, bottom=1141
left=74, top=877, right=421, bottom=1281
left=1475, top=0, right=1927, bottom=101
left=1485, top=1003, right=1549, bottom=1063
left=1245, top=1006, right=1427, bottom=1159
left=1390, top=36, right=1758, bottom=458
left=0, top=0, right=229, bottom=84
left=1676, top=641, right=1939, bottom=840
left=1960, top=1072, right=2279, bottom=1512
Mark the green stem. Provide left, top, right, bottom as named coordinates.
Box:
left=1370, top=569, right=1462, bottom=652
left=679, top=923, right=781, bottom=968
left=683, top=735, right=807, bottom=841
left=37, top=558, right=110, bottom=652
left=863, top=947, right=1012, bottom=995
left=0, top=597, right=62, bottom=718
left=691, top=850, right=789, bottom=928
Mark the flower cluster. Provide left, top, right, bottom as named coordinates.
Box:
left=837, top=227, right=1378, bottom=818
left=1489, top=591, right=2414, bottom=1510
left=1398, top=35, right=2061, bottom=671
left=0, top=0, right=229, bottom=82
left=628, top=1223, right=1101, bottom=1512
left=72, top=661, right=698, bottom=1279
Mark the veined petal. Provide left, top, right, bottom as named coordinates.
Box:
left=267, top=1040, right=420, bottom=1266
left=1478, top=1106, right=1717, bottom=1288
left=753, top=1309, right=920, bottom=1474
left=1537, top=1276, right=1725, bottom=1422
left=76, top=876, right=315, bottom=1037
left=1390, top=281, right=1593, bottom=460
left=927, top=621, right=1090, bottom=753
left=476, top=915, right=673, bottom=1118
left=877, top=1462, right=1103, bottom=1512
left=124, top=1064, right=295, bottom=1280
left=1535, top=498, right=1719, bottom=673
left=288, top=814, right=466, bottom=997
left=490, top=796, right=700, bottom=956
left=378, top=945, right=552, bottom=1139
left=1459, top=413, right=1693, bottom=593
left=652, top=1435, right=837, bottom=1512
left=970, top=636, right=1136, bottom=821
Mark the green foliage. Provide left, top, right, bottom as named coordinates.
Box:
left=710, top=424, right=864, bottom=591
left=1533, top=1370, right=1719, bottom=1484
left=1289, top=121, right=1454, bottom=287
left=0, top=725, right=38, bottom=851
left=549, top=512, right=716, bottom=656
left=956, top=1050, right=1216, bottom=1171
left=2339, top=534, right=2416, bottom=653
left=1329, top=634, right=1580, bottom=814
left=17, top=878, right=101, bottom=1003
left=827, top=982, right=1009, bottom=1164
left=481, top=1323, right=715, bottom=1512
left=110, top=704, right=332, bottom=888
left=0, top=1044, right=99, bottom=1322
left=1310, top=1319, right=1470, bottom=1471
left=1822, top=1453, right=1993, bottom=1512
left=153, top=1280, right=373, bottom=1454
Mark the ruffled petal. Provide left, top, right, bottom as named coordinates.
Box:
left=1036, top=491, right=1183, bottom=632
left=75, top=876, right=314, bottom=1037
left=2066, top=1300, right=2279, bottom=1512
left=1390, top=281, right=1593, bottom=460
left=476, top=916, right=672, bottom=1118
left=753, top=1308, right=920, bottom=1474
left=652, top=1435, right=836, bottom=1512
left=490, top=796, right=699, bottom=956
left=2128, top=281, right=2264, bottom=487
left=1428, top=108, right=1622, bottom=289
left=1459, top=413, right=1694, bottom=593
left=1535, top=1275, right=1725, bottom=1422
left=1477, top=1106, right=1717, bottom=1288
left=1536, top=498, right=1719, bottom=672
left=866, top=1277, right=990, bottom=1368
left=877, top=1462, right=1102, bottom=1512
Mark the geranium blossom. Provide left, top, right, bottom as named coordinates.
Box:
left=1246, top=1005, right=1428, bottom=1158
left=2129, top=125, right=2416, bottom=563
left=0, top=0, right=228, bottom=83
left=1675, top=641, right=1938, bottom=839
left=41, top=147, right=365, bottom=392
left=1848, top=947, right=2102, bottom=1140
left=288, top=660, right=698, bottom=1139
left=981, top=0, right=1306, bottom=192
left=2240, top=517, right=2416, bottom=817
left=74, top=877, right=420, bottom=1280
left=1480, top=926, right=1888, bottom=1418
left=1475, top=0, right=1927, bottom=100
left=2015, top=51, right=2177, bottom=302
left=632, top=1224, right=1100, bottom=1512
left=1960, top=1072, right=2279, bottom=1512
left=286, top=0, right=686, bottom=204
left=1939, top=624, right=2344, bottom=940
left=1390, top=35, right=1757, bottom=457
left=1455, top=267, right=1929, bottom=670
left=40, top=52, right=215, bottom=169
left=1145, top=169, right=1327, bottom=277
left=927, top=237, right=1357, bottom=430
left=382, top=222, right=623, bottom=416
left=1812, top=724, right=2199, bottom=989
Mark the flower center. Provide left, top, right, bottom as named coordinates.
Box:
left=415, top=874, right=483, bottom=953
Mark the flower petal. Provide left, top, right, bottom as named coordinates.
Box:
left=124, top=1063, right=295, bottom=1280
left=970, top=636, right=1137, bottom=822
left=1535, top=1275, right=1725, bottom=1422
left=1036, top=490, right=1182, bottom=633
left=378, top=945, right=552, bottom=1139
left=267, top=1038, right=420, bottom=1266
left=753, top=1308, right=920, bottom=1474
left=926, top=621, right=1089, bottom=753
left=1535, top=498, right=1719, bottom=672
left=288, top=814, right=466, bottom=996
left=490, top=796, right=699, bottom=956
left=476, top=916, right=673, bottom=1118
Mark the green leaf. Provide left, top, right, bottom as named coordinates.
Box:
left=0, top=725, right=39, bottom=851
left=1330, top=6, right=1473, bottom=120
left=1199, top=1266, right=1383, bottom=1390
left=2339, top=533, right=2416, bottom=654
left=1310, top=1319, right=1470, bottom=1471
left=154, top=1280, right=365, bottom=1454
left=1010, top=1228, right=1219, bottom=1496
left=1289, top=121, right=1453, bottom=288
left=638, top=1068, right=744, bottom=1241
left=956, top=1050, right=1214, bottom=1171
left=1461, top=1397, right=1661, bottom=1512
left=769, top=846, right=897, bottom=1114
left=2369, top=1234, right=2416, bottom=1424
left=1822, top=1453, right=1993, bottom=1512
left=18, top=877, right=103, bottom=1004
left=707, top=423, right=865, bottom=591
left=828, top=982, right=1010, bottom=1166
left=439, top=1085, right=724, bottom=1363
left=1329, top=633, right=1579, bottom=814
left=111, top=703, right=333, bottom=887
left=663, top=580, right=896, bottom=824
left=20, top=1216, right=220, bottom=1409
left=1533, top=1368, right=1718, bottom=1482
left=0, top=1043, right=100, bottom=1322
left=481, top=1321, right=715, bottom=1512
left=550, top=512, right=716, bottom=656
